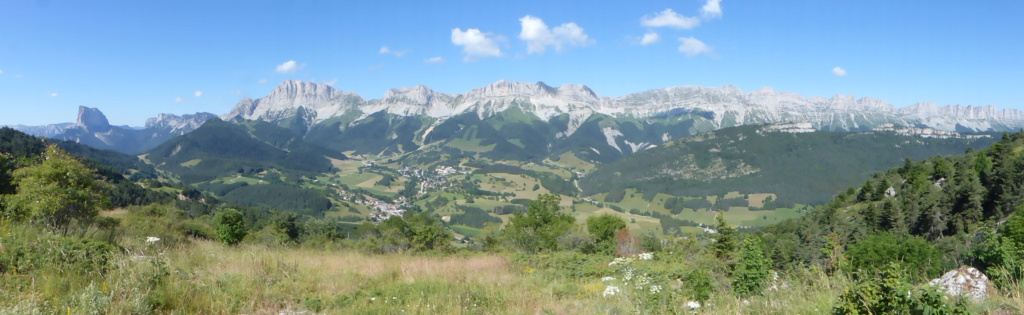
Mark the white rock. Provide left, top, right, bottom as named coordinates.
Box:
left=928, top=266, right=993, bottom=302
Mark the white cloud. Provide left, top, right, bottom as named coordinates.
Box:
left=49, top=92, right=58, bottom=97
left=275, top=60, right=304, bottom=74
left=379, top=46, right=408, bottom=57
left=640, top=32, right=660, bottom=45
left=0, top=69, right=4, bottom=75
left=425, top=56, right=445, bottom=64
left=258, top=78, right=268, bottom=84
left=323, top=78, right=338, bottom=86
left=174, top=97, right=183, bottom=103
left=451, top=28, right=503, bottom=61
left=701, top=0, right=723, bottom=19
left=832, top=66, right=848, bottom=77
left=194, top=91, right=203, bottom=97
left=518, top=15, right=593, bottom=54
left=641, top=9, right=701, bottom=29
left=678, top=37, right=712, bottom=56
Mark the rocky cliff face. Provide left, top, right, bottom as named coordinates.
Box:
left=221, top=80, right=364, bottom=125
left=76, top=106, right=112, bottom=132
left=225, top=80, right=1024, bottom=137
left=145, top=112, right=217, bottom=135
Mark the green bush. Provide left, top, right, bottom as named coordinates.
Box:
left=586, top=213, right=626, bottom=252
left=215, top=208, right=248, bottom=246
left=0, top=225, right=115, bottom=275
left=845, top=232, right=944, bottom=279
left=832, top=263, right=969, bottom=315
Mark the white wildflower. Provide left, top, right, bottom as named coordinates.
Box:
left=650, top=284, right=662, bottom=294
left=146, top=236, right=161, bottom=243
left=686, top=301, right=701, bottom=309
left=370, top=297, right=376, bottom=302
left=638, top=252, right=654, bottom=260
left=601, top=276, right=615, bottom=282
left=603, top=285, right=621, bottom=298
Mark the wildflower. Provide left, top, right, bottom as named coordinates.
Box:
left=638, top=252, right=654, bottom=260
left=146, top=236, right=161, bottom=243
left=603, top=285, right=621, bottom=298
left=601, top=276, right=615, bottom=282
left=650, top=285, right=662, bottom=294
left=686, top=301, right=701, bottom=309
left=370, top=297, right=376, bottom=302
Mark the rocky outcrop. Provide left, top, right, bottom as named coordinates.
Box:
left=76, top=106, right=112, bottom=132
left=928, top=266, right=993, bottom=302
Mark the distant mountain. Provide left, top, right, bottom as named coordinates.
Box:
left=579, top=123, right=999, bottom=206
left=145, top=118, right=343, bottom=184
left=12, top=106, right=216, bottom=155
left=227, top=80, right=1024, bottom=133
left=221, top=80, right=1024, bottom=163
left=7, top=122, right=76, bottom=138
left=14, top=79, right=1024, bottom=162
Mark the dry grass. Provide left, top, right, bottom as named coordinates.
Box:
left=105, top=240, right=614, bottom=314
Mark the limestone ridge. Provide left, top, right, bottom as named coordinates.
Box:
left=225, top=80, right=1024, bottom=135
left=145, top=112, right=219, bottom=135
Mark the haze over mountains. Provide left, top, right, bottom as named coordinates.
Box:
left=9, top=79, right=1024, bottom=156
left=9, top=106, right=216, bottom=154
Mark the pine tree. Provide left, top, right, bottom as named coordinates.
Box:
left=733, top=236, right=772, bottom=296
left=713, top=211, right=737, bottom=260
left=858, top=180, right=875, bottom=202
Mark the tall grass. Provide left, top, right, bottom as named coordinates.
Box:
left=3, top=214, right=1020, bottom=314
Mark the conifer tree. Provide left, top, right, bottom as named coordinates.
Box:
left=713, top=211, right=737, bottom=260
left=733, top=236, right=771, bottom=296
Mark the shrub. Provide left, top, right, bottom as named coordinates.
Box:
left=832, top=263, right=969, bottom=314
left=845, top=232, right=944, bottom=279
left=215, top=208, right=247, bottom=246
left=587, top=213, right=626, bottom=249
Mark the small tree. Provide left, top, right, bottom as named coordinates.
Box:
left=733, top=236, right=771, bottom=296
left=215, top=208, right=247, bottom=246
left=4, top=145, right=106, bottom=234
left=503, top=194, right=573, bottom=252
left=0, top=153, right=13, bottom=195
left=712, top=211, right=737, bottom=260
left=615, top=227, right=640, bottom=256
left=587, top=213, right=626, bottom=252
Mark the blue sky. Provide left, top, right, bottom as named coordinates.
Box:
left=1, top=0, right=1022, bottom=126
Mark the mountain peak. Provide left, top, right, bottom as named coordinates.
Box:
left=145, top=112, right=217, bottom=134
left=76, top=106, right=111, bottom=132
left=269, top=80, right=343, bottom=99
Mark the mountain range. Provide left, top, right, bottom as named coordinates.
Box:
left=9, top=106, right=216, bottom=154
left=226, top=80, right=1024, bottom=133
left=9, top=80, right=1024, bottom=159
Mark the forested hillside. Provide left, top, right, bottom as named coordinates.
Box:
left=146, top=118, right=341, bottom=183
left=582, top=124, right=997, bottom=206
left=760, top=130, right=1024, bottom=271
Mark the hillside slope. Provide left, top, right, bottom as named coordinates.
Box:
left=581, top=124, right=997, bottom=206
